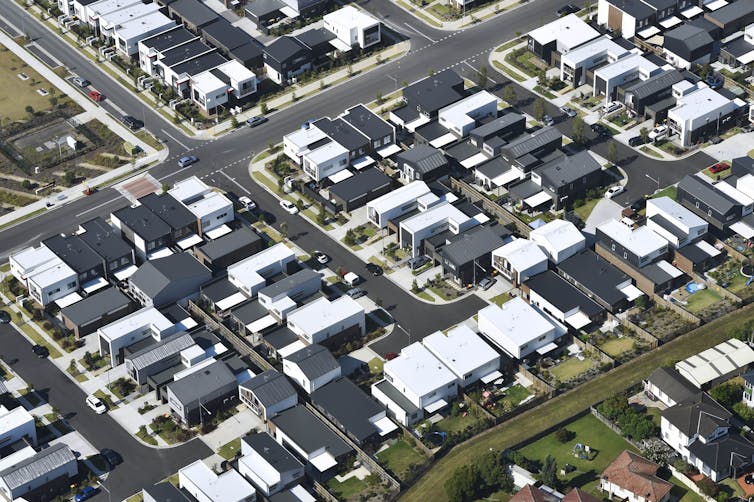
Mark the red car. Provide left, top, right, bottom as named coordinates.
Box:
left=385, top=352, right=398, bottom=361
left=88, top=90, right=105, bottom=102
left=709, top=162, right=729, bottom=174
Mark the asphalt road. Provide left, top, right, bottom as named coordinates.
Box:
left=0, top=324, right=212, bottom=501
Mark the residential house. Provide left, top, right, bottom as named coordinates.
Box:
left=10, top=245, right=79, bottom=307
left=492, top=238, right=548, bottom=286
left=663, top=23, right=715, bottom=69
left=677, top=175, right=753, bottom=231
left=258, top=269, right=322, bottom=320
left=646, top=196, right=708, bottom=248
left=529, top=151, right=605, bottom=210
left=499, top=127, right=563, bottom=175
left=142, top=482, right=192, bottom=502
left=269, top=485, right=316, bottom=502
left=125, top=332, right=196, bottom=385
left=389, top=70, right=466, bottom=132
left=644, top=366, right=698, bottom=407
left=399, top=200, right=478, bottom=257
left=167, top=177, right=234, bottom=236
left=527, top=14, right=600, bottom=66
left=200, top=18, right=261, bottom=68
left=238, top=432, right=304, bottom=496
left=422, top=324, right=501, bottom=387
left=372, top=342, right=458, bottom=425
left=622, top=69, right=685, bottom=120
left=263, top=37, right=312, bottom=86
left=557, top=249, right=643, bottom=313
left=438, top=90, right=498, bottom=139
left=328, top=168, right=393, bottom=212
left=396, top=145, right=449, bottom=182
left=138, top=26, right=197, bottom=76
left=268, top=405, right=352, bottom=480
left=311, top=378, right=397, bottom=444
left=166, top=0, right=218, bottom=32
left=178, top=460, right=256, bottom=502
left=477, top=297, right=566, bottom=359
left=61, top=287, right=134, bottom=338
left=283, top=344, right=341, bottom=393
left=301, top=141, right=350, bottom=183
left=283, top=125, right=330, bottom=166
left=593, top=53, right=662, bottom=105
left=743, top=370, right=754, bottom=407
left=597, top=0, right=696, bottom=39
left=111, top=204, right=172, bottom=260
left=668, top=81, right=746, bottom=147
left=733, top=156, right=754, bottom=178
left=595, top=219, right=669, bottom=269
left=227, top=243, right=297, bottom=297
left=77, top=217, right=135, bottom=279
left=190, top=60, right=257, bottom=114
left=239, top=370, right=297, bottom=421
left=469, top=113, right=526, bottom=156
left=530, top=219, right=585, bottom=264
left=166, top=359, right=239, bottom=425
left=340, top=104, right=396, bottom=156
left=154, top=40, right=228, bottom=101
left=599, top=450, right=672, bottom=502
left=138, top=193, right=199, bottom=245
left=294, top=28, right=336, bottom=61
left=195, top=227, right=264, bottom=271
left=440, top=224, right=508, bottom=286
left=561, top=36, right=630, bottom=87
left=522, top=270, right=605, bottom=330
left=366, top=181, right=432, bottom=228
left=0, top=444, right=78, bottom=502
left=97, top=306, right=176, bottom=366
left=128, top=253, right=211, bottom=308
left=312, top=117, right=370, bottom=163
left=83, top=0, right=142, bottom=29
left=42, top=233, right=106, bottom=292
left=704, top=0, right=754, bottom=37
left=675, top=338, right=754, bottom=389
left=96, top=2, right=174, bottom=56
left=0, top=405, right=36, bottom=448
left=322, top=5, right=380, bottom=50
left=286, top=296, right=364, bottom=344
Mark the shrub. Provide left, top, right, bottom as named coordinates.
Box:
left=554, top=427, right=574, bottom=443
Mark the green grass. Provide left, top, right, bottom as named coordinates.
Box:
left=495, top=39, right=523, bottom=52
left=684, top=288, right=722, bottom=313
left=550, top=357, right=596, bottom=381
left=0, top=44, right=63, bottom=121
left=377, top=439, right=426, bottom=479
left=428, top=286, right=456, bottom=301
left=520, top=413, right=636, bottom=495
left=93, top=390, right=118, bottom=410
left=0, top=263, right=9, bottom=273
left=499, top=384, right=532, bottom=408
left=252, top=171, right=283, bottom=195
left=651, top=185, right=677, bottom=200
left=134, top=130, right=164, bottom=151
left=492, top=61, right=526, bottom=82
left=135, top=425, right=157, bottom=446
left=326, top=475, right=367, bottom=499
left=703, top=164, right=731, bottom=179
left=369, top=357, right=384, bottom=374
left=125, top=493, right=144, bottom=502
left=436, top=408, right=485, bottom=435
left=416, top=290, right=436, bottom=302
left=533, top=85, right=556, bottom=99
left=489, top=292, right=514, bottom=307
left=217, top=438, right=241, bottom=460
left=598, top=337, right=635, bottom=357
left=671, top=476, right=705, bottom=502
left=574, top=198, right=601, bottom=223
left=395, top=0, right=443, bottom=26
left=20, top=387, right=42, bottom=407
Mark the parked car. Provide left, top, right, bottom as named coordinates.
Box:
left=100, top=448, right=122, bottom=468
left=560, top=106, right=577, bottom=118
left=602, top=101, right=622, bottom=114
left=709, top=136, right=722, bottom=145
left=557, top=3, right=579, bottom=15
left=238, top=196, right=256, bottom=211
left=628, top=136, right=645, bottom=146
left=88, top=90, right=105, bottom=102
left=478, top=277, right=496, bottom=290
left=75, top=486, right=98, bottom=502
left=121, top=115, right=143, bottom=130
left=742, top=124, right=754, bottom=133
left=279, top=199, right=298, bottom=214
left=301, top=120, right=314, bottom=130
left=346, top=287, right=366, bottom=299
left=590, top=123, right=610, bottom=137
left=648, top=125, right=668, bottom=141
left=605, top=185, right=625, bottom=199
left=246, top=116, right=268, bottom=127
left=385, top=352, right=399, bottom=361
left=366, top=263, right=383, bottom=276
left=314, top=251, right=329, bottom=264
left=177, top=156, right=198, bottom=168
left=706, top=74, right=723, bottom=89
left=0, top=311, right=10, bottom=324
left=407, top=255, right=430, bottom=270
left=709, top=162, right=730, bottom=174
left=543, top=114, right=555, bottom=126
left=344, top=272, right=360, bottom=287
left=31, top=344, right=49, bottom=358
left=72, top=76, right=90, bottom=87
left=86, top=395, right=107, bottom=414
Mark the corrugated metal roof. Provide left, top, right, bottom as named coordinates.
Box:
left=0, top=444, right=76, bottom=490
left=127, top=332, right=195, bottom=371
left=240, top=370, right=297, bottom=407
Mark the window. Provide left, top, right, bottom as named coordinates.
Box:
left=67, top=281, right=76, bottom=289
left=611, top=243, right=616, bottom=251
left=623, top=251, right=628, bottom=259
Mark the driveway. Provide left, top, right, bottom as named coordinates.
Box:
left=583, top=198, right=623, bottom=238
left=703, top=131, right=754, bottom=162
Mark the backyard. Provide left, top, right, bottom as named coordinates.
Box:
left=709, top=259, right=754, bottom=298
left=326, top=475, right=368, bottom=500
left=628, top=304, right=695, bottom=341
left=598, top=336, right=635, bottom=358
left=547, top=356, right=598, bottom=385
left=376, top=439, right=428, bottom=482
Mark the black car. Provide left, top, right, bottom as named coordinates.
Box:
left=246, top=116, right=268, bottom=127
left=31, top=344, right=49, bottom=358
left=121, top=115, right=143, bottom=130
left=0, top=311, right=10, bottom=324
left=628, top=136, right=645, bottom=146
left=590, top=123, right=610, bottom=137
left=100, top=448, right=122, bottom=469
left=709, top=136, right=722, bottom=145
left=365, top=263, right=383, bottom=276
left=557, top=3, right=579, bottom=15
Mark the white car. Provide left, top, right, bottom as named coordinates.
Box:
left=602, top=101, right=622, bottom=114
left=86, top=395, right=107, bottom=414
left=605, top=185, right=625, bottom=199
left=314, top=251, right=329, bottom=264
left=648, top=125, right=668, bottom=141
left=279, top=199, right=298, bottom=214
left=238, top=196, right=256, bottom=211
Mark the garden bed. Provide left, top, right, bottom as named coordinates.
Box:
left=629, top=305, right=695, bottom=342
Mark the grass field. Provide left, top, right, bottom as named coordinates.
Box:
left=574, top=198, right=601, bottom=223
left=599, top=337, right=635, bottom=358
left=651, top=185, right=678, bottom=200
left=0, top=44, right=59, bottom=122
left=377, top=439, right=426, bottom=480
left=326, top=475, right=367, bottom=499
left=217, top=438, right=241, bottom=460
left=402, top=302, right=754, bottom=502
left=489, top=292, right=514, bottom=307
left=550, top=357, right=596, bottom=382
left=684, top=289, right=722, bottom=313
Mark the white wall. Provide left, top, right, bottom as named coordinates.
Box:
left=0, top=453, right=77, bottom=500
left=282, top=360, right=341, bottom=394
left=28, top=272, right=78, bottom=306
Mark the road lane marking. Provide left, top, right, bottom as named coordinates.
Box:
left=75, top=195, right=123, bottom=218
left=220, top=171, right=250, bottom=194
left=158, top=164, right=192, bottom=181
left=161, top=129, right=190, bottom=150
left=463, top=60, right=497, bottom=84
left=403, top=23, right=435, bottom=43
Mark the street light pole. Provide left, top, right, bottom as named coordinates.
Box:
left=645, top=173, right=660, bottom=192
left=397, top=324, right=412, bottom=345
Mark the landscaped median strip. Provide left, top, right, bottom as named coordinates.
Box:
left=402, top=301, right=754, bottom=502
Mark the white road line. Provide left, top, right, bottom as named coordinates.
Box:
left=220, top=170, right=250, bottom=194
left=157, top=164, right=192, bottom=181
left=403, top=23, right=436, bottom=43
left=160, top=129, right=190, bottom=150
left=463, top=61, right=497, bottom=84
left=75, top=195, right=122, bottom=218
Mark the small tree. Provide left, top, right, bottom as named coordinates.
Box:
left=316, top=202, right=327, bottom=225
left=571, top=116, right=586, bottom=144
left=161, top=183, right=169, bottom=194
left=502, top=85, right=517, bottom=105
left=541, top=455, right=558, bottom=488
left=21, top=180, right=32, bottom=190
left=260, top=101, right=268, bottom=115
left=320, top=80, right=326, bottom=90
left=230, top=115, right=239, bottom=129
left=376, top=91, right=383, bottom=104
left=640, top=127, right=649, bottom=143
left=533, top=98, right=546, bottom=122
left=347, top=64, right=354, bottom=77
left=291, top=92, right=297, bottom=102
left=48, top=96, right=58, bottom=107
left=25, top=105, right=34, bottom=117
left=476, top=65, right=488, bottom=89
left=607, top=141, right=618, bottom=165
left=554, top=427, right=574, bottom=443
left=295, top=198, right=304, bottom=212
left=257, top=212, right=266, bottom=225
left=344, top=229, right=357, bottom=246
left=63, top=170, right=76, bottom=187
left=279, top=222, right=288, bottom=240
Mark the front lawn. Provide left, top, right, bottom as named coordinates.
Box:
left=376, top=439, right=427, bottom=481
left=650, top=185, right=677, bottom=200
left=549, top=357, right=597, bottom=382
left=573, top=198, right=601, bottom=223
left=217, top=438, right=241, bottom=460
left=489, top=293, right=514, bottom=307
left=93, top=390, right=117, bottom=410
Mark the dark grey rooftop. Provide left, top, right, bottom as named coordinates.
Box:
left=258, top=268, right=321, bottom=300
left=138, top=193, right=196, bottom=231
left=445, top=141, right=480, bottom=162
left=166, top=359, right=236, bottom=404
left=341, top=104, right=394, bottom=141
left=197, top=226, right=261, bottom=261
left=415, top=120, right=449, bottom=142
left=264, top=36, right=309, bottom=64
left=373, top=379, right=420, bottom=415
left=640, top=261, right=681, bottom=285
left=722, top=36, right=754, bottom=58
left=201, top=18, right=255, bottom=51
left=442, top=225, right=506, bottom=267
left=605, top=0, right=655, bottom=19
left=402, top=69, right=465, bottom=113
left=112, top=203, right=172, bottom=242
left=242, top=432, right=303, bottom=472
left=397, top=145, right=448, bottom=175
left=269, top=405, right=351, bottom=458
left=664, top=23, right=714, bottom=51
left=647, top=367, right=698, bottom=404
left=161, top=38, right=215, bottom=66
left=688, top=432, right=754, bottom=477
left=231, top=299, right=267, bottom=325
left=229, top=42, right=263, bottom=65
left=624, top=70, right=684, bottom=100
left=649, top=213, right=689, bottom=240
left=705, top=0, right=754, bottom=25
left=313, top=118, right=369, bottom=152
left=246, top=0, right=285, bottom=17
left=523, top=270, right=604, bottom=318
left=501, top=126, right=562, bottom=161
left=264, top=326, right=299, bottom=350
left=42, top=233, right=103, bottom=274
left=129, top=253, right=211, bottom=299
left=679, top=176, right=740, bottom=215
left=201, top=278, right=239, bottom=303
left=294, top=27, right=336, bottom=50
left=159, top=303, right=193, bottom=325
left=78, top=217, right=133, bottom=263
left=239, top=370, right=297, bottom=407
left=391, top=105, right=420, bottom=123
left=285, top=344, right=339, bottom=380
left=310, top=378, right=384, bottom=443
left=475, top=157, right=510, bottom=180
left=61, top=288, right=131, bottom=326
left=508, top=179, right=543, bottom=200
left=329, top=168, right=392, bottom=203
left=140, top=26, right=196, bottom=53
left=534, top=150, right=601, bottom=189
left=470, top=113, right=525, bottom=139
left=172, top=51, right=227, bottom=77
left=126, top=332, right=195, bottom=372
left=557, top=249, right=631, bottom=307
left=168, top=0, right=218, bottom=28
left=142, top=482, right=191, bottom=502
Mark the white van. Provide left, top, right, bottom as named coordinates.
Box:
left=344, top=272, right=360, bottom=287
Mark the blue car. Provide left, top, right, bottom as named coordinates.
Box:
left=75, top=486, right=98, bottom=501
left=177, top=155, right=198, bottom=168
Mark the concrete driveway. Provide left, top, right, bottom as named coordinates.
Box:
left=583, top=199, right=623, bottom=237
left=703, top=131, right=754, bottom=162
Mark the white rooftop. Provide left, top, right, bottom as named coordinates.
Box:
left=528, top=14, right=599, bottom=52
left=116, top=11, right=173, bottom=39
left=98, top=306, right=173, bottom=343
left=594, top=53, right=659, bottom=80
left=215, top=60, right=255, bottom=82
left=168, top=176, right=212, bottom=203
left=670, top=85, right=737, bottom=121
left=400, top=201, right=471, bottom=233
left=0, top=405, right=34, bottom=436
left=179, top=460, right=255, bottom=502
left=676, top=338, right=754, bottom=388
left=288, top=485, right=317, bottom=502
left=384, top=342, right=457, bottom=397
left=304, top=141, right=349, bottom=165
left=27, top=258, right=76, bottom=289
left=191, top=71, right=226, bottom=94
left=493, top=238, right=547, bottom=271
left=646, top=197, right=707, bottom=229
left=88, top=0, right=142, bottom=17
left=597, top=219, right=667, bottom=257
left=238, top=454, right=280, bottom=488
left=99, top=1, right=158, bottom=27
left=438, top=91, right=498, bottom=132
left=422, top=324, right=499, bottom=380
left=713, top=179, right=754, bottom=206
left=11, top=246, right=59, bottom=278
left=368, top=181, right=432, bottom=215
left=285, top=127, right=328, bottom=150
left=324, top=5, right=379, bottom=29
left=478, top=298, right=557, bottom=348
left=185, top=191, right=232, bottom=218
left=561, top=35, right=629, bottom=66
left=529, top=219, right=585, bottom=255
left=227, top=243, right=295, bottom=291
left=737, top=174, right=754, bottom=200
left=287, top=296, right=363, bottom=334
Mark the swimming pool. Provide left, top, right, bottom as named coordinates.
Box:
left=685, top=282, right=705, bottom=294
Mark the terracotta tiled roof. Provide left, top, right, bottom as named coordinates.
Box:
left=562, top=488, right=602, bottom=502
left=602, top=451, right=673, bottom=502
left=510, top=485, right=550, bottom=502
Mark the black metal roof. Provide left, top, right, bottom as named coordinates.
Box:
left=341, top=104, right=394, bottom=141
left=523, top=270, right=604, bottom=317
left=535, top=150, right=601, bottom=189
left=197, top=226, right=261, bottom=261
left=397, top=145, right=448, bottom=174
left=264, top=36, right=310, bottom=64
left=140, top=26, right=196, bottom=52
left=138, top=193, right=196, bottom=231
left=60, top=288, right=131, bottom=326
left=310, top=378, right=384, bottom=443
left=285, top=344, right=339, bottom=379
left=78, top=217, right=133, bottom=263
left=442, top=225, right=506, bottom=267
left=142, top=482, right=191, bottom=502
left=201, top=18, right=255, bottom=51
left=42, top=233, right=102, bottom=274
left=646, top=367, right=698, bottom=404
left=161, top=38, right=214, bottom=66
left=402, top=70, right=465, bottom=113
left=172, top=51, right=227, bottom=76
left=312, top=118, right=369, bottom=152
left=269, top=405, right=351, bottom=457
left=294, top=27, right=336, bottom=50
left=169, top=0, right=218, bottom=28
left=557, top=249, right=631, bottom=307
left=230, top=299, right=267, bottom=325
left=241, top=432, right=303, bottom=471
left=239, top=370, right=297, bottom=408
left=329, top=168, right=392, bottom=203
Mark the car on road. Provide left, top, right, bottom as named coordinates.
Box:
left=86, top=394, right=107, bottom=414
left=709, top=162, right=730, bottom=174
left=648, top=125, right=668, bottom=141
left=366, top=263, right=383, bottom=276
left=121, top=115, right=143, bottom=130
left=100, top=448, right=122, bottom=468
left=478, top=277, right=496, bottom=290
left=590, top=123, right=610, bottom=137
left=543, top=114, right=555, bottom=126
left=88, top=90, right=105, bottom=102
left=628, top=136, right=645, bottom=146
left=72, top=76, right=90, bottom=87
left=0, top=311, right=10, bottom=324
left=557, top=3, right=579, bottom=15
left=407, top=255, right=430, bottom=270
left=75, top=486, right=98, bottom=502
left=605, top=185, right=625, bottom=199
left=346, top=287, right=366, bottom=299
left=177, top=155, right=198, bottom=168
left=560, top=106, right=576, bottom=118
left=314, top=251, right=329, bottom=264
left=246, top=116, right=268, bottom=127
left=279, top=199, right=298, bottom=214
left=238, top=196, right=256, bottom=211
left=31, top=344, right=49, bottom=358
